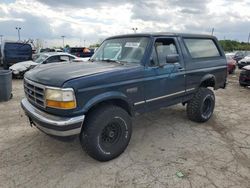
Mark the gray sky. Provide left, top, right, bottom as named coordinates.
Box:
left=1, top=0, right=250, bottom=47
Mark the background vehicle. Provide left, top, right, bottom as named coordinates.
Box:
left=238, top=55, right=250, bottom=69
left=71, top=57, right=90, bottom=62
left=68, top=47, right=94, bottom=58
left=39, top=48, right=56, bottom=53
left=233, top=51, right=245, bottom=63
left=21, top=33, right=227, bottom=162
left=55, top=48, right=63, bottom=52
left=10, top=52, right=76, bottom=78
left=239, top=65, right=250, bottom=86
left=0, top=41, right=32, bottom=69
left=226, top=54, right=236, bottom=74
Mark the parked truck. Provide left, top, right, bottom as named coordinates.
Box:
left=0, top=41, right=32, bottom=69
left=21, top=33, right=227, bottom=161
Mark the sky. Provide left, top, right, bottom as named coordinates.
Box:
left=0, top=0, right=250, bottom=47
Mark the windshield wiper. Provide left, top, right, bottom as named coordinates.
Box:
left=102, top=59, right=125, bottom=65
left=90, top=58, right=125, bottom=65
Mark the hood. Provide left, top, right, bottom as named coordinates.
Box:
left=240, top=56, right=250, bottom=62
left=243, top=65, right=250, bottom=70
left=9, top=60, right=37, bottom=71
left=25, top=61, right=130, bottom=87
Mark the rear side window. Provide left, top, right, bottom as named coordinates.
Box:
left=184, top=38, right=220, bottom=58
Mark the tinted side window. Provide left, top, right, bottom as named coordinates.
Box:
left=60, top=56, right=70, bottom=61
left=184, top=38, right=220, bottom=58
left=46, top=56, right=60, bottom=64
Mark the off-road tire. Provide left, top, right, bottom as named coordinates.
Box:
left=80, top=105, right=132, bottom=162
left=187, top=88, right=215, bottom=122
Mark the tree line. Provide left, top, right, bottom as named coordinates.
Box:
left=219, top=40, right=250, bottom=52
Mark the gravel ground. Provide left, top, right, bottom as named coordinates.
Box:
left=0, top=70, right=250, bottom=188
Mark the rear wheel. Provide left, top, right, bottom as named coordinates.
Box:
left=187, top=88, right=215, bottom=122
left=80, top=105, right=132, bottom=162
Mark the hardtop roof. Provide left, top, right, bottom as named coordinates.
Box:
left=107, top=32, right=216, bottom=40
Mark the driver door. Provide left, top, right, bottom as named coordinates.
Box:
left=144, top=37, right=186, bottom=110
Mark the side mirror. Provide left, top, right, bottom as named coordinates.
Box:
left=166, top=54, right=179, bottom=64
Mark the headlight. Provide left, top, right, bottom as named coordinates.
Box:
left=45, top=87, right=76, bottom=109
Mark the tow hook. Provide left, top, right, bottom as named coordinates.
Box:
left=29, top=117, right=35, bottom=127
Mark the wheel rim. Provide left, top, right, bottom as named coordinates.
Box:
left=101, top=122, right=122, bottom=146
left=202, top=97, right=212, bottom=117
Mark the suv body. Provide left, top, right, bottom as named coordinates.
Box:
left=21, top=33, right=227, bottom=161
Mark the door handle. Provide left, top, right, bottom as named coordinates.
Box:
left=178, top=67, right=185, bottom=71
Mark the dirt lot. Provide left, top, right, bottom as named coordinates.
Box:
left=0, top=71, right=249, bottom=188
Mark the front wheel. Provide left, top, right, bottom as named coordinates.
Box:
left=80, top=105, right=132, bottom=162
left=186, top=88, right=215, bottom=122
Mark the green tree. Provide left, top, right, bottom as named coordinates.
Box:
left=219, top=40, right=250, bottom=51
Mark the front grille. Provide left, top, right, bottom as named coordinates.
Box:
left=24, top=79, right=45, bottom=108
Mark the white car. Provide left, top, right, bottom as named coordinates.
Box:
left=9, top=52, right=77, bottom=78
left=238, top=55, right=250, bottom=69
left=71, top=57, right=90, bottom=62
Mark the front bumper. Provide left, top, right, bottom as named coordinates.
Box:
left=21, top=98, right=85, bottom=136
left=239, top=77, right=250, bottom=86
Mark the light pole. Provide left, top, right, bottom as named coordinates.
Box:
left=211, top=28, right=214, bottom=36
left=132, top=27, right=138, bottom=33
left=16, top=27, right=21, bottom=41
left=248, top=32, right=250, bottom=44
left=84, top=39, right=86, bottom=47
left=61, top=35, right=65, bottom=48
left=0, top=35, right=3, bottom=45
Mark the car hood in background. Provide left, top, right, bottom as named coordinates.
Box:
left=239, top=56, right=250, bottom=62
left=243, top=65, right=250, bottom=70
left=9, top=60, right=37, bottom=71
left=25, top=61, right=132, bottom=87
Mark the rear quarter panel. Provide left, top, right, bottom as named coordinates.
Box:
left=179, top=37, right=227, bottom=90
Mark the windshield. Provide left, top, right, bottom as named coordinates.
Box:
left=90, top=37, right=149, bottom=64
left=35, top=54, right=48, bottom=64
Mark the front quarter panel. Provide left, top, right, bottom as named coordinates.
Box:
left=63, top=65, right=146, bottom=116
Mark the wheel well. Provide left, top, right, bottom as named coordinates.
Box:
left=86, top=99, right=132, bottom=117
left=200, top=77, right=215, bottom=89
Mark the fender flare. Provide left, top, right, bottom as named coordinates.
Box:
left=82, top=91, right=133, bottom=115
left=199, top=74, right=216, bottom=88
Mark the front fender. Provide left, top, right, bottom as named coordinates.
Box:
left=82, top=91, right=133, bottom=113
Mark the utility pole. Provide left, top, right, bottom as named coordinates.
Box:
left=16, top=27, right=21, bottom=41
left=61, top=35, right=65, bottom=48
left=84, top=39, right=86, bottom=47
left=211, top=28, right=214, bottom=36
left=248, top=32, right=250, bottom=44
left=0, top=35, right=3, bottom=45
left=132, top=28, right=138, bottom=33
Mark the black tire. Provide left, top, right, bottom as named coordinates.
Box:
left=187, top=88, right=215, bottom=123
left=239, top=82, right=247, bottom=87
left=80, top=105, right=132, bottom=162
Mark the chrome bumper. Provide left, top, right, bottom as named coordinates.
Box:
left=21, top=98, right=85, bottom=136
